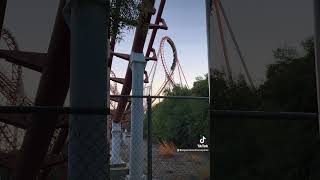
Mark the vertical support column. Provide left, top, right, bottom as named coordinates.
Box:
left=64, top=0, right=108, bottom=179
left=106, top=2, right=111, bottom=174
left=111, top=0, right=155, bottom=167
left=106, top=45, right=111, bottom=177
left=206, top=0, right=213, bottom=178
left=14, top=0, right=70, bottom=179
left=110, top=120, right=123, bottom=164
left=147, top=95, right=152, bottom=180
left=128, top=52, right=146, bottom=180
left=314, top=0, right=320, bottom=134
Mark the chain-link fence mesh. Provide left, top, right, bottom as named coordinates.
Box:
left=149, top=97, right=210, bottom=180
left=0, top=95, right=210, bottom=180
left=213, top=116, right=319, bottom=180
left=108, top=96, right=210, bottom=180
left=1, top=96, right=320, bottom=180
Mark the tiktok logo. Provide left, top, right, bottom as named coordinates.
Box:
left=200, top=136, right=206, bottom=144
left=198, top=136, right=208, bottom=148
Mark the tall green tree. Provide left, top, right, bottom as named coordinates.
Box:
left=150, top=72, right=258, bottom=148
left=110, top=0, right=140, bottom=40
left=152, top=85, right=207, bottom=148
left=260, top=38, right=317, bottom=112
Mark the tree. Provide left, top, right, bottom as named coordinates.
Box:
left=259, top=38, right=317, bottom=112
left=149, top=84, right=209, bottom=148
left=203, top=70, right=260, bottom=110
left=150, top=71, right=258, bottom=148
left=110, top=0, right=140, bottom=40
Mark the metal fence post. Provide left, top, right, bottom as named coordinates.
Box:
left=147, top=95, right=152, bottom=180
left=206, top=0, right=214, bottom=178
left=314, top=0, right=320, bottom=134
left=64, top=0, right=108, bottom=179
left=129, top=52, right=146, bottom=180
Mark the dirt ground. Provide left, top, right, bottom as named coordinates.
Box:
left=120, top=139, right=210, bottom=180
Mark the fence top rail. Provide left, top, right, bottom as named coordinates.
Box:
left=0, top=105, right=317, bottom=120
left=0, top=106, right=110, bottom=115
left=214, top=110, right=317, bottom=120
left=110, top=95, right=209, bottom=100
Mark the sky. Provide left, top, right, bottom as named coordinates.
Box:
left=0, top=0, right=314, bottom=102
left=212, top=0, right=314, bottom=84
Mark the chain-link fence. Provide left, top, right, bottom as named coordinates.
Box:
left=148, top=96, right=210, bottom=180
left=111, top=96, right=210, bottom=180
left=213, top=111, right=320, bottom=180
left=2, top=96, right=320, bottom=179
left=0, top=106, right=109, bottom=180
left=109, top=95, right=210, bottom=180
left=0, top=95, right=210, bottom=180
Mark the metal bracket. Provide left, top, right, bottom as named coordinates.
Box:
left=149, top=18, right=168, bottom=30
left=145, top=48, right=157, bottom=61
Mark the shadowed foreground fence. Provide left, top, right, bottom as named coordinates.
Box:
left=112, top=95, right=210, bottom=180
left=1, top=96, right=320, bottom=179
left=0, top=95, right=210, bottom=180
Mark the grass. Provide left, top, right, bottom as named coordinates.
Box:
left=159, top=140, right=177, bottom=158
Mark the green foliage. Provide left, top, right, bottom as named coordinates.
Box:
left=260, top=38, right=317, bottom=112
left=147, top=37, right=320, bottom=179
left=151, top=85, right=209, bottom=148
left=110, top=0, right=140, bottom=40
left=150, top=72, right=259, bottom=148
left=208, top=70, right=261, bottom=110
left=192, top=75, right=209, bottom=97
left=213, top=37, right=320, bottom=179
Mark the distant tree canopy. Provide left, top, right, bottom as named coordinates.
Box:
left=150, top=85, right=208, bottom=148
left=149, top=37, right=319, bottom=150
left=110, top=0, right=140, bottom=40
left=260, top=38, right=317, bottom=112
left=150, top=72, right=260, bottom=148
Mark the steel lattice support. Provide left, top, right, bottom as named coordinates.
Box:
left=13, top=0, right=70, bottom=179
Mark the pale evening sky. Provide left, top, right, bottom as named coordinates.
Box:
left=1, top=0, right=314, bottom=101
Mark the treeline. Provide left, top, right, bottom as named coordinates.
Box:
left=151, top=38, right=317, bottom=145
left=191, top=38, right=317, bottom=112
left=149, top=38, right=320, bottom=179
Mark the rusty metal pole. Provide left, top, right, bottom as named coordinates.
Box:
left=145, top=0, right=166, bottom=57
left=13, top=0, right=70, bottom=179
left=37, top=129, right=69, bottom=180
left=63, top=0, right=108, bottom=179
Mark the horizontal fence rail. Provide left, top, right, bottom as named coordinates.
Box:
left=214, top=110, right=317, bottom=120
left=0, top=95, right=317, bottom=121
left=0, top=106, right=110, bottom=115
left=111, top=95, right=209, bottom=100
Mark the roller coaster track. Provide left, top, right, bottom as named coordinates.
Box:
left=111, top=0, right=167, bottom=124
left=148, top=36, right=189, bottom=100
left=0, top=28, right=32, bottom=153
